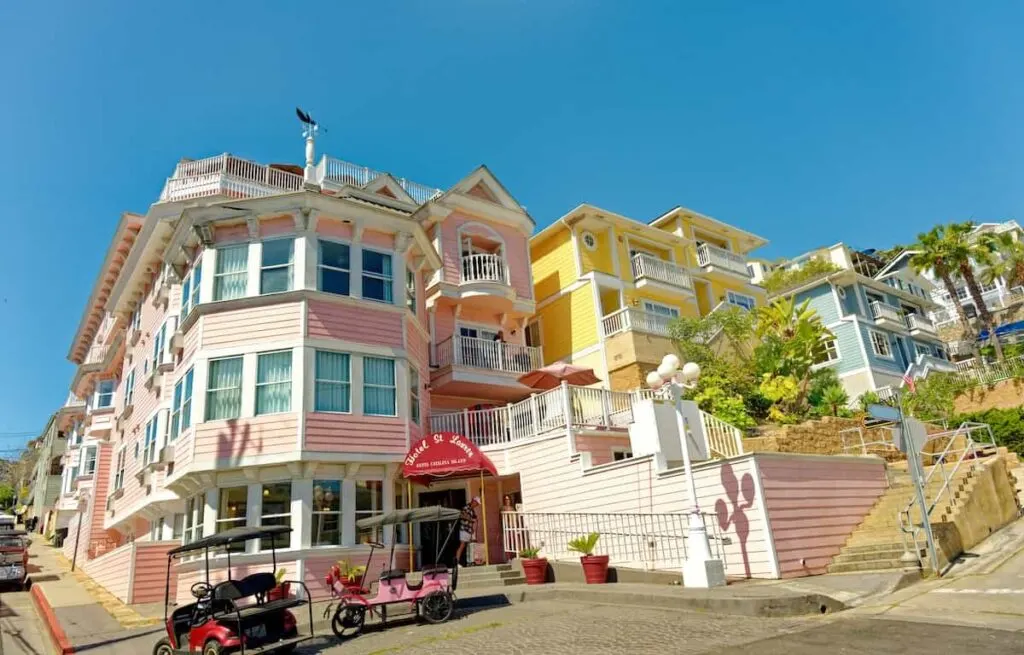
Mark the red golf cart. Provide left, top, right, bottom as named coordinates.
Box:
left=0, top=529, right=29, bottom=591
left=153, top=525, right=313, bottom=655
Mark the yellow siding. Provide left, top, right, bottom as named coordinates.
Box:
left=531, top=230, right=577, bottom=301
left=578, top=228, right=615, bottom=276
left=703, top=277, right=767, bottom=310
left=623, top=287, right=700, bottom=318
left=571, top=349, right=608, bottom=386
left=537, top=284, right=599, bottom=363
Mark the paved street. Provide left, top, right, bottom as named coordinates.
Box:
left=0, top=587, right=51, bottom=655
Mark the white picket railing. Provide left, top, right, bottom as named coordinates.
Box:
left=905, top=313, right=937, bottom=336
left=869, top=301, right=905, bottom=325
left=601, top=308, right=674, bottom=338
left=631, top=254, right=693, bottom=291
left=320, top=156, right=442, bottom=204
left=699, top=410, right=744, bottom=458
left=434, top=336, right=542, bottom=374
left=696, top=244, right=749, bottom=277
left=953, top=355, right=1024, bottom=387
left=460, top=253, right=507, bottom=284
left=502, top=511, right=725, bottom=570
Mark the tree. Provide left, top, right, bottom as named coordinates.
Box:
left=0, top=483, right=14, bottom=510
left=949, top=222, right=1005, bottom=361
left=819, top=385, right=850, bottom=417
left=981, top=231, right=1024, bottom=293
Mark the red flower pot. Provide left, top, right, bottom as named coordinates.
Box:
left=268, top=582, right=290, bottom=601
left=521, top=557, right=548, bottom=585
left=580, top=555, right=609, bottom=584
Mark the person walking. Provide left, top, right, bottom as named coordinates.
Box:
left=454, top=496, right=481, bottom=566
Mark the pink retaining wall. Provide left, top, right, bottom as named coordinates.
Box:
left=132, top=541, right=180, bottom=603
left=756, top=454, right=888, bottom=577
left=81, top=542, right=134, bottom=602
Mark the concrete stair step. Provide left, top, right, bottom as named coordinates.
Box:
left=832, top=548, right=927, bottom=564
left=458, top=568, right=524, bottom=582
left=457, top=576, right=526, bottom=589
left=826, top=559, right=908, bottom=574
left=838, top=543, right=917, bottom=556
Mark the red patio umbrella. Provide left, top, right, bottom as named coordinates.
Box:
left=517, top=362, right=601, bottom=390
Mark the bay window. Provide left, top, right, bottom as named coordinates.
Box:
left=318, top=240, right=351, bottom=296
left=113, top=448, right=125, bottom=491
left=356, top=481, right=384, bottom=543
left=260, top=482, right=292, bottom=550
left=260, top=239, right=293, bottom=294
left=170, top=368, right=194, bottom=439
left=143, top=416, right=159, bottom=465
left=311, top=480, right=341, bottom=546
left=82, top=446, right=97, bottom=476
left=95, top=379, right=115, bottom=409
left=124, top=369, right=135, bottom=407
left=214, top=244, right=249, bottom=301
left=183, top=495, right=206, bottom=545
left=409, top=367, right=420, bottom=425
left=180, top=260, right=202, bottom=320
left=206, top=357, right=243, bottom=420
left=362, top=249, right=393, bottom=303
left=363, top=357, right=396, bottom=416
left=314, top=351, right=351, bottom=412
left=152, top=322, right=167, bottom=369
left=406, top=268, right=416, bottom=312
left=217, top=486, right=248, bottom=550
left=255, top=351, right=292, bottom=415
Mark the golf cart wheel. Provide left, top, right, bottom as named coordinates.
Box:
left=331, top=603, right=366, bottom=640
left=152, top=638, right=174, bottom=655
left=202, top=640, right=224, bottom=655
left=420, top=590, right=454, bottom=624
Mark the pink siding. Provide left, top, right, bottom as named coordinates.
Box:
left=307, top=301, right=403, bottom=346
left=89, top=445, right=113, bottom=537
left=757, top=454, right=887, bottom=578
left=441, top=213, right=533, bottom=300
left=193, top=414, right=298, bottom=465
left=173, top=432, right=195, bottom=472
left=574, top=435, right=633, bottom=466
left=405, top=320, right=429, bottom=371
left=316, top=219, right=353, bottom=240
left=201, top=303, right=302, bottom=349
left=362, top=229, right=394, bottom=249
left=81, top=542, right=134, bottom=602
left=214, top=224, right=249, bottom=244
left=183, top=317, right=200, bottom=362
left=132, top=541, right=179, bottom=603
left=433, top=306, right=455, bottom=344
left=431, top=306, right=524, bottom=348
left=303, top=548, right=410, bottom=601
left=305, top=413, right=407, bottom=454
left=260, top=216, right=294, bottom=237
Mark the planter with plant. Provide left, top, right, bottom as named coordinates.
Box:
left=568, top=533, right=608, bottom=584
left=518, top=545, right=548, bottom=585
left=267, top=568, right=290, bottom=600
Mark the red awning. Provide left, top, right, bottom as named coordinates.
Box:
left=402, top=432, right=498, bottom=486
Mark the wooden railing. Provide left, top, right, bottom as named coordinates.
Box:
left=631, top=253, right=693, bottom=291
left=696, top=244, right=749, bottom=277
left=869, top=301, right=904, bottom=325
left=601, top=308, right=674, bottom=338
left=460, top=253, right=507, bottom=284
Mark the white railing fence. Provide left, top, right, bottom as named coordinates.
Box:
left=869, top=301, right=904, bottom=324
left=905, top=314, right=937, bottom=334
left=696, top=244, right=749, bottom=276
left=601, top=308, right=674, bottom=338
left=839, top=427, right=897, bottom=456
left=434, top=336, right=542, bottom=374
left=460, top=253, right=507, bottom=284
left=321, top=156, right=442, bottom=204
left=568, top=387, right=635, bottom=428
left=502, top=511, right=725, bottom=571
left=953, top=354, right=1024, bottom=387
left=631, top=254, right=693, bottom=291
left=699, top=410, right=744, bottom=458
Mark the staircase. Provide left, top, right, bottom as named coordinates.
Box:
left=828, top=462, right=978, bottom=574
left=457, top=562, right=526, bottom=590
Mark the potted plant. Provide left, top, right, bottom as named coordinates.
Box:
left=518, top=545, right=548, bottom=585
left=568, top=532, right=608, bottom=584
left=267, top=568, right=290, bottom=600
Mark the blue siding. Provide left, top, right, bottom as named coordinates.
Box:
left=858, top=322, right=906, bottom=376
left=830, top=321, right=866, bottom=374
left=795, top=284, right=839, bottom=324
left=839, top=285, right=859, bottom=316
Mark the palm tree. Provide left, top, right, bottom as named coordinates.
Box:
left=980, top=231, right=1024, bottom=293
left=949, top=222, right=1004, bottom=361
left=820, top=384, right=849, bottom=417
left=909, top=226, right=973, bottom=331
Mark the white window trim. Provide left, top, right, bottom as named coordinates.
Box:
left=611, top=448, right=633, bottom=462
left=405, top=267, right=417, bottom=313
left=726, top=290, right=757, bottom=310
left=641, top=300, right=680, bottom=318
left=170, top=368, right=194, bottom=440
left=409, top=366, right=421, bottom=426
left=317, top=238, right=352, bottom=297
left=213, top=243, right=250, bottom=302
left=581, top=231, right=598, bottom=251
left=363, top=357, right=397, bottom=417
left=180, top=259, right=203, bottom=320
left=355, top=479, right=385, bottom=542
left=868, top=329, right=894, bottom=360
left=206, top=356, right=244, bottom=421
left=113, top=447, right=126, bottom=491
left=360, top=246, right=395, bottom=305
left=258, top=482, right=292, bottom=552
left=313, top=350, right=353, bottom=415
left=260, top=237, right=295, bottom=296
left=812, top=337, right=841, bottom=368
left=216, top=486, right=249, bottom=533
left=311, top=479, right=343, bottom=548
left=254, top=350, right=293, bottom=416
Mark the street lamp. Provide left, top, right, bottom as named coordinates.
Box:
left=646, top=353, right=726, bottom=588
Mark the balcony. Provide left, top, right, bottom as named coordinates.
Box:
left=869, top=301, right=907, bottom=331
left=461, top=253, right=507, bottom=285
left=602, top=308, right=673, bottom=338
left=431, top=336, right=543, bottom=401
left=630, top=254, right=693, bottom=294
left=426, top=385, right=636, bottom=448
left=696, top=244, right=750, bottom=278
left=905, top=313, right=937, bottom=338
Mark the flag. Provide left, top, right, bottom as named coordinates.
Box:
left=902, top=373, right=916, bottom=393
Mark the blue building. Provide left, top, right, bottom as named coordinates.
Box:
left=765, top=244, right=954, bottom=403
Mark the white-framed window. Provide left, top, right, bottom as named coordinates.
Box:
left=124, top=369, right=135, bottom=407
left=82, top=446, right=97, bottom=476
left=642, top=301, right=680, bottom=318
left=183, top=495, right=206, bottom=545
left=318, top=240, right=351, bottom=296
left=260, top=482, right=292, bottom=551
left=129, top=307, right=141, bottom=333
left=206, top=356, right=243, bottom=420
left=356, top=480, right=384, bottom=543
left=260, top=239, right=294, bottom=295
left=869, top=329, right=893, bottom=359
left=113, top=448, right=125, bottom=491
left=143, top=415, right=159, bottom=465
left=172, top=514, right=185, bottom=540
left=311, top=480, right=341, bottom=547
left=314, top=351, right=351, bottom=413
left=170, top=368, right=194, bottom=440
left=255, top=351, right=292, bottom=415
left=180, top=260, right=202, bottom=321
left=837, top=286, right=847, bottom=300
left=726, top=291, right=757, bottom=311
left=406, top=268, right=416, bottom=313
left=96, top=379, right=115, bottom=409
left=813, top=338, right=840, bottom=365
left=362, top=249, right=393, bottom=303
left=152, top=322, right=167, bottom=369
left=581, top=231, right=598, bottom=251
left=133, top=439, right=140, bottom=461
left=214, top=244, right=249, bottom=301
left=363, top=357, right=396, bottom=416
left=612, top=449, right=633, bottom=462
left=217, top=486, right=248, bottom=550
left=409, top=367, right=420, bottom=425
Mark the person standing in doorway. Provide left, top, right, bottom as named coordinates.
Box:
left=455, top=496, right=481, bottom=566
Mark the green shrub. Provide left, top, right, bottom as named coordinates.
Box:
left=518, top=545, right=543, bottom=558
left=567, top=533, right=600, bottom=556
left=762, top=259, right=842, bottom=295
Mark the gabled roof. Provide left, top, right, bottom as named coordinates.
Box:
left=442, top=165, right=534, bottom=224
left=650, top=206, right=768, bottom=252
left=363, top=173, right=417, bottom=205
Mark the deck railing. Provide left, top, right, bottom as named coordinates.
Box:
left=434, top=336, right=542, bottom=374
left=699, top=411, right=745, bottom=458
left=696, top=244, right=749, bottom=277
left=460, top=253, right=507, bottom=284
left=631, top=253, right=693, bottom=291
left=320, top=156, right=442, bottom=204
left=601, top=308, right=674, bottom=338
left=952, top=354, right=1024, bottom=387
left=905, top=313, right=937, bottom=335
left=869, top=301, right=905, bottom=325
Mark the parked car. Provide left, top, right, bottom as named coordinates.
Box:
left=0, top=530, right=29, bottom=591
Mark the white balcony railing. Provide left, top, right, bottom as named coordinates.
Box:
left=905, top=313, right=937, bottom=336
left=869, top=301, right=905, bottom=326
left=320, top=156, right=443, bottom=204
left=84, top=344, right=110, bottom=366
left=631, top=254, right=693, bottom=291
left=696, top=243, right=749, bottom=277
left=434, top=336, right=542, bottom=375
left=460, top=253, right=507, bottom=284
left=426, top=385, right=636, bottom=448
left=699, top=411, right=744, bottom=459
left=160, top=154, right=304, bottom=202
left=601, top=308, right=674, bottom=338
left=64, top=393, right=86, bottom=408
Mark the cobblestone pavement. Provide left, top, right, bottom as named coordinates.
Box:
left=295, top=600, right=1023, bottom=655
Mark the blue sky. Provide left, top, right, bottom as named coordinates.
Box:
left=1, top=1, right=1022, bottom=443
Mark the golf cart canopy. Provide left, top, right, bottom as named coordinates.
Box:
left=355, top=506, right=460, bottom=529
left=168, top=525, right=292, bottom=556
left=0, top=530, right=26, bottom=537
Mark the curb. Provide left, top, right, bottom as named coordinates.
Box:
left=31, top=584, right=75, bottom=655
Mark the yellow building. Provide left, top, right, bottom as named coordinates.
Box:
left=528, top=204, right=768, bottom=390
